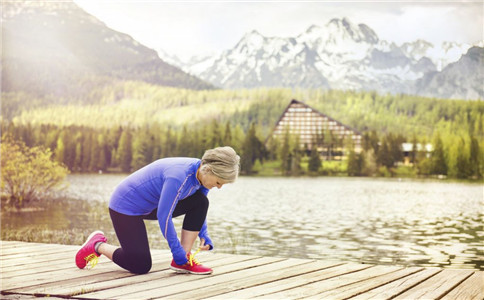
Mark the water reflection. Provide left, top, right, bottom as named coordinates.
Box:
left=1, top=175, right=482, bottom=270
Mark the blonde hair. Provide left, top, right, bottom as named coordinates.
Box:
left=200, top=146, right=240, bottom=183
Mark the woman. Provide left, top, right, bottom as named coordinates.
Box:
left=75, top=146, right=240, bottom=275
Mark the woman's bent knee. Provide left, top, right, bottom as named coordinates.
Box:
left=114, top=249, right=152, bottom=274
left=129, top=256, right=152, bottom=274
left=131, top=261, right=152, bottom=274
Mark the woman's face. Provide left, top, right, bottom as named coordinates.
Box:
left=199, top=172, right=226, bottom=190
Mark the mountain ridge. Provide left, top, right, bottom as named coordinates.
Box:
left=1, top=0, right=214, bottom=103
left=161, top=18, right=482, bottom=100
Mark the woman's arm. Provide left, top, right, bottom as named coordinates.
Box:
left=156, top=177, right=188, bottom=265
left=198, top=220, right=213, bottom=250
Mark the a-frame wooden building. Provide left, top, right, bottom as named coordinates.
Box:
left=268, top=99, right=362, bottom=160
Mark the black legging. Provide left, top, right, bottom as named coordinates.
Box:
left=109, top=189, right=209, bottom=274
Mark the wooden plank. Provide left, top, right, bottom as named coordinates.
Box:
left=1, top=250, right=80, bottom=268
left=307, top=267, right=424, bottom=299
left=209, top=263, right=372, bottom=299
left=143, top=258, right=310, bottom=299
left=1, top=248, right=77, bottom=264
left=1, top=241, right=77, bottom=252
left=2, top=257, right=127, bottom=291
left=394, top=269, right=474, bottom=299
left=1, top=242, right=77, bottom=255
left=351, top=268, right=442, bottom=300
left=58, top=254, right=241, bottom=297
left=2, top=251, right=173, bottom=292
left=174, top=260, right=343, bottom=300
left=1, top=249, right=175, bottom=278
left=76, top=255, right=277, bottom=300
left=1, top=253, right=106, bottom=273
left=3, top=250, right=172, bottom=285
left=151, top=258, right=318, bottom=299
left=19, top=253, right=239, bottom=297
left=1, top=241, right=36, bottom=249
left=27, top=258, right=174, bottom=297
left=1, top=244, right=68, bottom=256
left=1, top=243, right=75, bottom=257
left=440, top=272, right=484, bottom=300
left=1, top=253, right=85, bottom=277
left=2, top=245, right=167, bottom=273
left=2, top=241, right=483, bottom=300
left=255, top=265, right=402, bottom=299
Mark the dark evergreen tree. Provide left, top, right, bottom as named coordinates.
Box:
left=279, top=129, right=291, bottom=175
left=118, top=129, right=132, bottom=173
left=208, top=119, right=223, bottom=148
left=308, top=147, right=322, bottom=174
left=377, top=137, right=393, bottom=169
left=347, top=148, right=359, bottom=176
left=223, top=121, right=232, bottom=146
left=81, top=131, right=92, bottom=172
left=455, top=138, right=469, bottom=179
left=430, top=132, right=447, bottom=175
left=241, top=123, right=264, bottom=174
left=411, top=134, right=418, bottom=166
left=469, top=135, right=481, bottom=178
left=290, top=136, right=302, bottom=176
left=176, top=125, right=191, bottom=157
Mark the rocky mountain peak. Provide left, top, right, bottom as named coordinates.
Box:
left=325, top=17, right=378, bottom=44
left=159, top=17, right=482, bottom=100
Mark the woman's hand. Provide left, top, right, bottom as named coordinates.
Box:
left=199, top=238, right=211, bottom=251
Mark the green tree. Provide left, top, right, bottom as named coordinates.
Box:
left=290, top=136, right=302, bottom=176
left=208, top=119, right=223, bottom=148
left=1, top=137, right=69, bottom=207
left=469, top=135, right=481, bottom=178
left=241, top=123, right=265, bottom=174
left=362, top=149, right=377, bottom=176
left=223, top=121, right=233, bottom=146
left=377, top=137, right=393, bottom=169
left=55, top=136, right=65, bottom=165
left=131, top=129, right=151, bottom=171
left=430, top=132, right=447, bottom=175
left=279, top=129, right=291, bottom=175
left=74, top=141, right=82, bottom=172
left=410, top=134, right=418, bottom=166
left=94, top=133, right=108, bottom=172
left=89, top=133, right=100, bottom=172
left=323, top=129, right=335, bottom=160
left=308, top=147, right=322, bottom=174
left=176, top=125, right=191, bottom=157
left=347, top=148, right=363, bottom=176
left=118, top=129, right=132, bottom=173
left=416, top=138, right=431, bottom=176
left=163, top=127, right=177, bottom=158
left=454, top=138, right=469, bottom=179
left=81, top=131, right=92, bottom=172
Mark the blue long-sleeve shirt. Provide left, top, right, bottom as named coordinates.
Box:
left=109, top=157, right=212, bottom=265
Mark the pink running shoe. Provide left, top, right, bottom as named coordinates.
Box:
left=170, top=251, right=213, bottom=275
left=75, top=231, right=107, bottom=269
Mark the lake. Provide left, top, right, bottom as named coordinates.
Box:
left=2, top=174, right=483, bottom=270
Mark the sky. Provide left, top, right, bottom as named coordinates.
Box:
left=73, top=1, right=484, bottom=61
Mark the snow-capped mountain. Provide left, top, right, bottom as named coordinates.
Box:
left=415, top=46, right=484, bottom=100
left=400, top=40, right=473, bottom=71
left=159, top=17, right=482, bottom=100
left=194, top=30, right=329, bottom=89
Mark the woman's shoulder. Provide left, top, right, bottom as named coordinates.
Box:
left=158, top=157, right=200, bottom=179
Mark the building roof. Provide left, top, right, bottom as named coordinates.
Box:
left=269, top=99, right=362, bottom=138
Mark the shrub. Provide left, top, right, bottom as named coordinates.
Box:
left=1, top=137, right=69, bottom=207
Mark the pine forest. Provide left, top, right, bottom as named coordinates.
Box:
left=2, top=84, right=483, bottom=179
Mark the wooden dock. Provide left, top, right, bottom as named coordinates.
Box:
left=1, top=240, right=482, bottom=299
